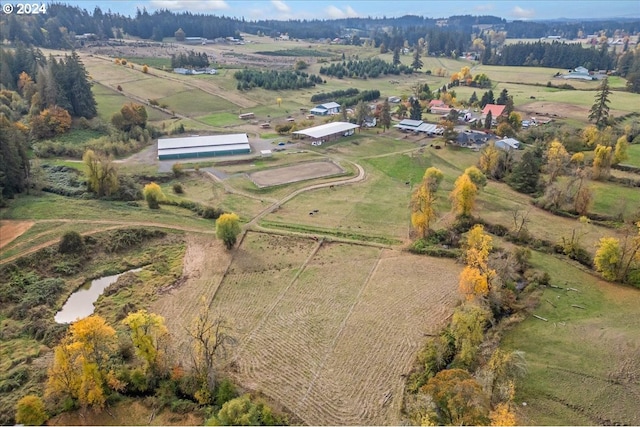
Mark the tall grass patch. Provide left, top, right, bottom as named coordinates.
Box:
left=500, top=251, right=640, bottom=425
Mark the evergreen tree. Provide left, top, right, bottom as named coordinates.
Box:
left=0, top=115, right=30, bottom=198
left=469, top=91, right=478, bottom=106
left=484, top=110, right=493, bottom=130
left=410, top=98, right=422, bottom=120
left=496, top=88, right=509, bottom=105
left=64, top=52, right=97, bottom=118
left=588, top=77, right=611, bottom=129
left=507, top=149, right=542, bottom=194
left=392, top=47, right=401, bottom=66
left=411, top=47, right=423, bottom=70
left=380, top=99, right=392, bottom=131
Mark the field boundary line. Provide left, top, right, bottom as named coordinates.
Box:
left=206, top=236, right=242, bottom=310
left=295, top=248, right=385, bottom=413
left=232, top=237, right=325, bottom=360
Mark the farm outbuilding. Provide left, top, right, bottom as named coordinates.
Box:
left=292, top=122, right=359, bottom=144
left=157, top=134, right=251, bottom=160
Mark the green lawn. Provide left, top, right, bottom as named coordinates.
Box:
left=121, top=56, right=172, bottom=69
left=501, top=252, right=640, bottom=425
left=590, top=179, right=640, bottom=220
left=624, top=143, right=640, bottom=167
left=158, top=90, right=237, bottom=116
left=92, top=83, right=170, bottom=122
left=197, top=112, right=244, bottom=127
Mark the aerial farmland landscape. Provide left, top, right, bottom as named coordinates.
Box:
left=0, top=1, right=639, bottom=425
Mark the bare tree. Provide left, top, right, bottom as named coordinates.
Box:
left=185, top=301, right=236, bottom=391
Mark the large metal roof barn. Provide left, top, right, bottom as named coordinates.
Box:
left=157, top=134, right=251, bottom=160
left=292, top=122, right=359, bottom=141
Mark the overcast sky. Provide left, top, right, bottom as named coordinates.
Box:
left=63, top=0, right=640, bottom=20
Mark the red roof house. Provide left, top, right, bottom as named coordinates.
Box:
left=481, top=104, right=506, bottom=119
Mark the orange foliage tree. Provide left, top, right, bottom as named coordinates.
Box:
left=30, top=105, right=72, bottom=139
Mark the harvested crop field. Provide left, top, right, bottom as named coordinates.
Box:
left=212, top=231, right=460, bottom=425
left=248, top=161, right=344, bottom=187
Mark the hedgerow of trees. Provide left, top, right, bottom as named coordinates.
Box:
left=234, top=69, right=322, bottom=91
left=310, top=88, right=358, bottom=103
left=170, top=51, right=210, bottom=69
left=319, top=58, right=413, bottom=79
left=485, top=40, right=615, bottom=70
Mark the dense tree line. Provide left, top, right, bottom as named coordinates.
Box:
left=170, top=51, right=210, bottom=69
left=0, top=46, right=97, bottom=119
left=336, top=89, right=381, bottom=108
left=485, top=41, right=615, bottom=70
left=320, top=58, right=413, bottom=79
left=234, top=69, right=322, bottom=91
left=505, top=19, right=640, bottom=39
left=616, top=47, right=640, bottom=93
left=311, top=88, right=359, bottom=103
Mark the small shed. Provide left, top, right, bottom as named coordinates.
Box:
left=260, top=150, right=273, bottom=157
left=239, top=112, right=255, bottom=120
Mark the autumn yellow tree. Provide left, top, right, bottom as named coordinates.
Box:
left=544, top=139, right=569, bottom=182
left=570, top=152, right=585, bottom=166
left=459, top=225, right=496, bottom=299
left=143, top=182, right=164, bottom=209
left=450, top=173, right=478, bottom=218
left=478, top=142, right=500, bottom=179
left=411, top=167, right=444, bottom=238
left=451, top=303, right=492, bottom=367
left=122, top=310, right=170, bottom=374
left=46, top=315, right=121, bottom=409
left=15, top=395, right=48, bottom=426
left=420, top=369, right=490, bottom=425
left=592, top=144, right=613, bottom=180
left=594, top=222, right=640, bottom=283
left=489, top=402, right=517, bottom=426
left=216, top=213, right=241, bottom=250
left=83, top=149, right=119, bottom=197
left=614, top=135, right=629, bottom=164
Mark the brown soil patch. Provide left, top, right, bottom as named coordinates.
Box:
left=249, top=160, right=345, bottom=187
left=517, top=101, right=626, bottom=122
left=0, top=220, right=35, bottom=249
left=214, top=235, right=460, bottom=425
left=151, top=233, right=234, bottom=366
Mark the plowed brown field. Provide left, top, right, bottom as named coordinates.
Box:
left=209, top=232, right=460, bottom=425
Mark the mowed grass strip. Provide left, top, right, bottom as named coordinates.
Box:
left=0, top=193, right=215, bottom=232
left=159, top=89, right=237, bottom=116
left=501, top=252, right=640, bottom=426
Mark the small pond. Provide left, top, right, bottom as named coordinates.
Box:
left=54, top=268, right=142, bottom=324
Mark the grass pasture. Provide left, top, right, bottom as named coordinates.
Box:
left=212, top=232, right=460, bottom=425
left=92, top=83, right=171, bottom=122
left=121, top=56, right=172, bottom=69
left=502, top=252, right=640, bottom=425
left=624, top=143, right=640, bottom=167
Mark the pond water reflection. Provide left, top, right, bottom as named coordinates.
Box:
left=54, top=268, right=142, bottom=324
